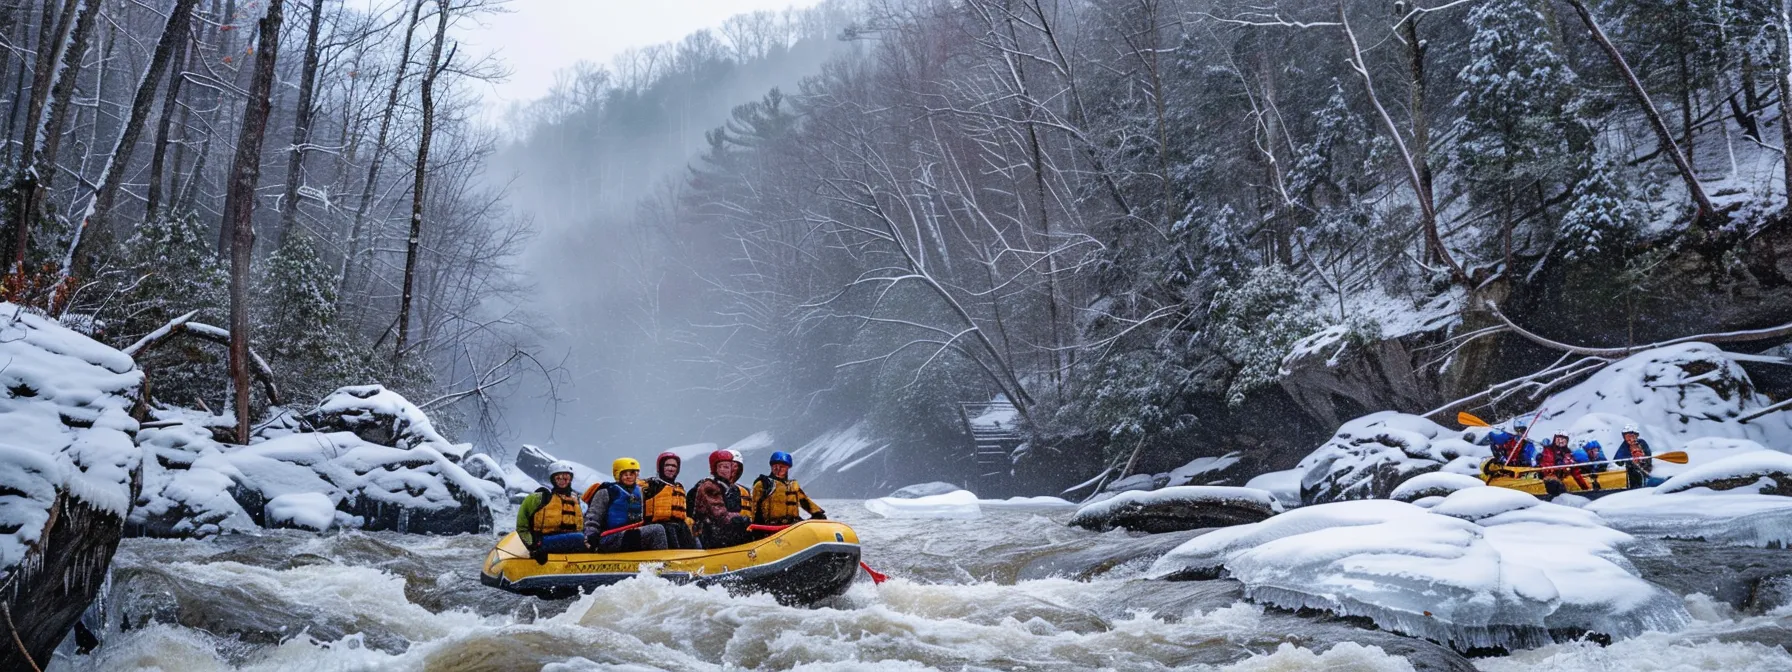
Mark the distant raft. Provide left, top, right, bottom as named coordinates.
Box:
left=480, top=520, right=861, bottom=605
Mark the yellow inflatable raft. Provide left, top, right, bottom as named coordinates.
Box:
left=480, top=520, right=862, bottom=605
left=1483, top=464, right=1632, bottom=496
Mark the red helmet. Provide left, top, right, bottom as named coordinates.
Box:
left=709, top=449, right=733, bottom=475
left=657, top=451, right=681, bottom=469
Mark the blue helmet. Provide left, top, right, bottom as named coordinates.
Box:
left=770, top=451, right=793, bottom=467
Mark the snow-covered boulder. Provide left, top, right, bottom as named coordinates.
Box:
left=1587, top=451, right=1792, bottom=548
left=1296, top=412, right=1481, bottom=505
left=1069, top=486, right=1281, bottom=533
left=864, top=490, right=981, bottom=519
left=1103, top=473, right=1159, bottom=493
left=1526, top=343, right=1792, bottom=455
left=131, top=391, right=503, bottom=538
left=1150, top=488, right=1689, bottom=650
left=1390, top=472, right=1486, bottom=503
left=1244, top=468, right=1302, bottom=508
left=1162, top=452, right=1243, bottom=486
left=887, top=481, right=962, bottom=499
left=0, top=303, right=144, bottom=667
left=514, top=443, right=602, bottom=493
left=302, top=385, right=468, bottom=461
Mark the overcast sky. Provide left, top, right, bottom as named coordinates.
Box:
left=450, top=0, right=827, bottom=120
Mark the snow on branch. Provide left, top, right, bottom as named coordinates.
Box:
left=123, top=310, right=282, bottom=406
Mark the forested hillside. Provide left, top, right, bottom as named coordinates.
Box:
left=0, top=0, right=540, bottom=447
left=502, top=0, right=1792, bottom=493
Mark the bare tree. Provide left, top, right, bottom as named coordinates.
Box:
left=222, top=0, right=286, bottom=443
left=394, top=0, right=450, bottom=363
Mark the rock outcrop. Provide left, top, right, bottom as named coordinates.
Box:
left=0, top=304, right=144, bottom=669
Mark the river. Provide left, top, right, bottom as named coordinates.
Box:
left=57, top=501, right=1792, bottom=671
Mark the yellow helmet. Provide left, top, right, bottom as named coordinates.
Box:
left=612, top=457, right=641, bottom=479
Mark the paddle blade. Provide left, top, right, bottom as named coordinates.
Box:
left=1457, top=412, right=1492, bottom=428
left=1656, top=451, right=1690, bottom=464
left=860, top=561, right=888, bottom=585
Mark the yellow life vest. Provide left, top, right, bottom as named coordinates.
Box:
left=753, top=475, right=808, bottom=524
left=642, top=479, right=688, bottom=524
left=530, top=491, right=583, bottom=534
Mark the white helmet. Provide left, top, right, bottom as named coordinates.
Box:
left=725, top=449, right=744, bottom=465
left=1621, top=424, right=1639, bottom=434
left=548, top=461, right=576, bottom=478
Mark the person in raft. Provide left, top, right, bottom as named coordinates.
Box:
left=517, top=461, right=585, bottom=563
left=1483, top=421, right=1539, bottom=475
left=1537, top=432, right=1592, bottom=496
left=689, top=450, right=754, bottom=548
left=751, top=451, right=826, bottom=526
left=1615, top=424, right=1654, bottom=489
left=584, top=458, right=670, bottom=552
left=642, top=451, right=699, bottom=549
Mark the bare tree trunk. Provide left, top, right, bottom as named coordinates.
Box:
left=222, top=0, right=285, bottom=443
left=275, top=0, right=323, bottom=248
left=340, top=0, right=424, bottom=298
left=1399, top=12, right=1436, bottom=244
left=9, top=0, right=79, bottom=274
left=1779, top=0, right=1792, bottom=211
left=145, top=29, right=191, bottom=217
left=393, top=0, right=448, bottom=363
left=35, top=0, right=100, bottom=185
left=1339, top=3, right=1464, bottom=282
left=1561, top=0, right=1716, bottom=221
left=65, top=0, right=202, bottom=278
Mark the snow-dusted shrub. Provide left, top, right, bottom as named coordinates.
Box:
left=1209, top=265, right=1326, bottom=406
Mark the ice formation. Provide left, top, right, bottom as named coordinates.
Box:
left=1294, top=412, right=1482, bottom=505
left=1149, top=487, right=1690, bottom=650
left=1587, top=451, right=1792, bottom=547
left=863, top=489, right=983, bottom=518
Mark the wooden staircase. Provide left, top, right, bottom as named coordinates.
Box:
left=958, top=399, right=1022, bottom=496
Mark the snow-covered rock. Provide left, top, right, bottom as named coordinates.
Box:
left=887, top=481, right=962, bottom=499
left=0, top=303, right=144, bottom=665
left=1162, top=452, right=1243, bottom=486
left=1069, top=486, right=1281, bottom=533
left=132, top=388, right=503, bottom=538
left=1587, top=451, right=1792, bottom=548
left=1295, top=412, right=1481, bottom=505
left=1150, top=488, right=1690, bottom=650
left=1244, top=468, right=1302, bottom=508
left=514, top=444, right=602, bottom=493
left=303, top=385, right=467, bottom=461
left=864, top=489, right=981, bottom=519
left=1524, top=343, right=1792, bottom=456
left=1390, top=472, right=1486, bottom=503
left=1103, top=473, right=1159, bottom=493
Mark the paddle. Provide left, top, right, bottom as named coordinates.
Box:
left=1504, top=451, right=1689, bottom=474
left=1504, top=407, right=1547, bottom=465
left=598, top=522, right=643, bottom=538
left=1458, top=411, right=1492, bottom=428
left=859, top=561, right=888, bottom=584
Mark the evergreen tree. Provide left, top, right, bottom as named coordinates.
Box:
left=1451, top=0, right=1589, bottom=202
left=121, top=213, right=230, bottom=407
left=1559, top=156, right=1646, bottom=261
left=255, top=233, right=365, bottom=407
left=1208, top=264, right=1324, bottom=407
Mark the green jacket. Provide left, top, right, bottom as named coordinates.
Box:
left=515, top=488, right=581, bottom=545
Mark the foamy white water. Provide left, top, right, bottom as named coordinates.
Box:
left=57, top=503, right=1792, bottom=671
